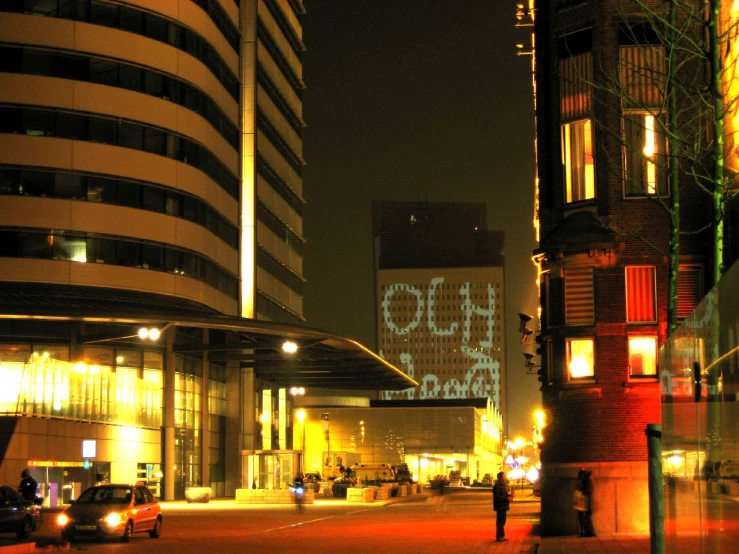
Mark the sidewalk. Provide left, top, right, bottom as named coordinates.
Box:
left=536, top=533, right=650, bottom=553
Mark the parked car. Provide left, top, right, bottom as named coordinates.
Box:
left=57, top=483, right=162, bottom=543
left=533, top=481, right=542, bottom=497
left=0, top=486, right=40, bottom=539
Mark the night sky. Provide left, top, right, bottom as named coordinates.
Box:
left=301, top=1, right=540, bottom=441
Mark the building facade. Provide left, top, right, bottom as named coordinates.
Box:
left=0, top=0, right=305, bottom=323
left=0, top=0, right=410, bottom=504
left=528, top=0, right=722, bottom=535
left=372, top=201, right=507, bottom=418
left=295, top=397, right=504, bottom=485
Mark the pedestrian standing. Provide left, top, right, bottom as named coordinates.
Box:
left=18, top=469, right=38, bottom=502
left=574, top=468, right=596, bottom=537
left=492, top=471, right=512, bottom=542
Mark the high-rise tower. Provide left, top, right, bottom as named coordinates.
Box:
left=0, top=0, right=305, bottom=323
left=372, top=201, right=507, bottom=417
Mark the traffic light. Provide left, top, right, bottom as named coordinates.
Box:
left=535, top=334, right=544, bottom=357
left=537, top=367, right=546, bottom=390
left=83, top=459, right=91, bottom=470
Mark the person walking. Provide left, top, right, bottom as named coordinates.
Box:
left=492, top=471, right=512, bottom=542
left=18, top=469, right=38, bottom=502
left=574, top=468, right=596, bottom=537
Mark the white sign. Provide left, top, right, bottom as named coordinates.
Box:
left=82, top=440, right=96, bottom=459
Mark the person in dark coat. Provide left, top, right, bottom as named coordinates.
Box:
left=492, top=471, right=512, bottom=542
left=576, top=469, right=596, bottom=537
left=18, top=469, right=38, bottom=502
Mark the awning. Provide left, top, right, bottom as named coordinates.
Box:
left=0, top=307, right=417, bottom=391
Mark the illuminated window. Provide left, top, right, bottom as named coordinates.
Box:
left=626, top=266, right=656, bottom=323
left=567, top=338, right=594, bottom=379
left=628, top=336, right=657, bottom=377
left=623, top=112, right=667, bottom=196
left=562, top=119, right=595, bottom=203
left=559, top=30, right=593, bottom=205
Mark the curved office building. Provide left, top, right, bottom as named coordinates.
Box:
left=0, top=1, right=406, bottom=503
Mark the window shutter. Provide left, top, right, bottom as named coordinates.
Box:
left=564, top=267, right=594, bottom=325
left=626, top=266, right=656, bottom=323
left=677, top=265, right=703, bottom=320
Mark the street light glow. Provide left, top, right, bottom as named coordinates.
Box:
left=138, top=327, right=161, bottom=341
left=282, top=341, right=298, bottom=354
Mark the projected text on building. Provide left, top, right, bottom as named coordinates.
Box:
left=376, top=267, right=505, bottom=407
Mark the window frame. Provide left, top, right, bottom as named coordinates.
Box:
left=561, top=117, right=595, bottom=204
left=563, top=266, right=595, bottom=326
left=628, top=335, right=658, bottom=378
left=566, top=337, right=595, bottom=381
left=622, top=111, right=669, bottom=198
left=625, top=265, right=657, bottom=324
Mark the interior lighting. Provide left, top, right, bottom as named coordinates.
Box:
left=282, top=341, right=298, bottom=354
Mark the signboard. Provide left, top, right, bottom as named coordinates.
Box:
left=82, top=440, right=96, bottom=459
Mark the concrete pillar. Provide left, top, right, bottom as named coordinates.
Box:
left=201, top=329, right=210, bottom=487
left=163, top=327, right=176, bottom=500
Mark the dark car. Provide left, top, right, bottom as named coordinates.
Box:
left=0, top=486, right=40, bottom=539
left=57, top=483, right=162, bottom=543
left=533, top=481, right=542, bottom=497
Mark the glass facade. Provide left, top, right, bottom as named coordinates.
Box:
left=174, top=355, right=202, bottom=498
left=296, top=404, right=503, bottom=485
left=660, top=260, right=739, bottom=551
left=0, top=344, right=162, bottom=428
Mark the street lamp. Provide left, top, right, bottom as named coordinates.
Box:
left=282, top=340, right=298, bottom=354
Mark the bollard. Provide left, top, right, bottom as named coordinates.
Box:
left=646, top=424, right=664, bottom=554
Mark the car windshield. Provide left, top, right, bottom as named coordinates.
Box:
left=76, top=487, right=132, bottom=505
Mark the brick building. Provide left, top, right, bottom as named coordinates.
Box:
left=528, top=0, right=717, bottom=535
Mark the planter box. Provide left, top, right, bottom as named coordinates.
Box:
left=235, top=488, right=314, bottom=504
left=376, top=484, right=392, bottom=500
left=346, top=487, right=375, bottom=503
left=185, top=487, right=212, bottom=503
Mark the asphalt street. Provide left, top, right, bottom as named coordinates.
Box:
left=0, top=489, right=540, bottom=554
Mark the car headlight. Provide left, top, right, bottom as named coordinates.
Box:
left=105, top=513, right=122, bottom=527
left=57, top=513, right=69, bottom=526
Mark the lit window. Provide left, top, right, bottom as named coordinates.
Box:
left=626, top=266, right=656, bottom=323
left=623, top=113, right=667, bottom=196
left=628, top=336, right=657, bottom=377
left=567, top=338, right=594, bottom=379
left=562, top=119, right=595, bottom=203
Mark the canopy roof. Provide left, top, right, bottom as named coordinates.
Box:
left=0, top=286, right=416, bottom=391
